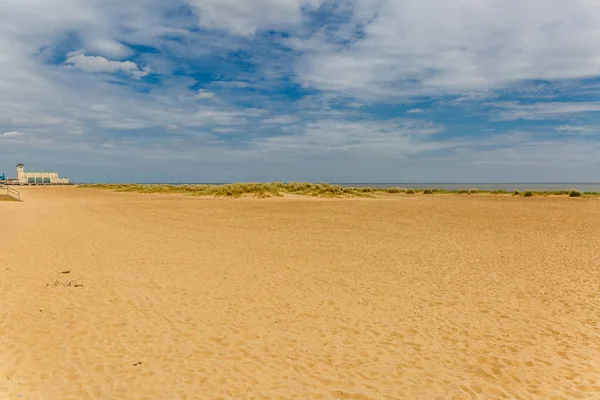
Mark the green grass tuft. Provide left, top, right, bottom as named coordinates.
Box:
left=384, top=187, right=405, bottom=194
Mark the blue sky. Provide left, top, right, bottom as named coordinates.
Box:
left=1, top=0, right=600, bottom=183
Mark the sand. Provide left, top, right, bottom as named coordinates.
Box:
left=0, top=195, right=19, bottom=202
left=1, top=186, right=600, bottom=399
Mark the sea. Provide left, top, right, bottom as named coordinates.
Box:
left=131, top=182, right=600, bottom=192
left=335, top=183, right=600, bottom=192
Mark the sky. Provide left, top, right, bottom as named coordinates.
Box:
left=1, top=0, right=600, bottom=183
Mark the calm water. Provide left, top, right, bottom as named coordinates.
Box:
left=335, top=183, right=600, bottom=192
left=128, top=182, right=600, bottom=192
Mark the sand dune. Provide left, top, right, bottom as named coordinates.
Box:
left=2, top=186, right=600, bottom=399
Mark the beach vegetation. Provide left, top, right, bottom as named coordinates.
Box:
left=384, top=187, right=405, bottom=193
left=77, top=183, right=599, bottom=199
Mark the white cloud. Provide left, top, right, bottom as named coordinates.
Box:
left=212, top=81, right=252, bottom=88
left=0, top=131, right=24, bottom=138
left=407, top=108, right=424, bottom=114
left=185, top=0, right=323, bottom=36
left=461, top=139, right=600, bottom=167
left=491, top=102, right=600, bottom=121
left=261, top=115, right=298, bottom=124
left=84, top=38, right=132, bottom=60
left=555, top=125, right=599, bottom=134
left=257, top=119, right=445, bottom=155
left=64, top=51, right=150, bottom=79
left=212, top=127, right=237, bottom=134
left=296, top=0, right=600, bottom=97
left=242, top=108, right=268, bottom=117
left=195, top=89, right=216, bottom=99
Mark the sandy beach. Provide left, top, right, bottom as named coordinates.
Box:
left=1, top=186, right=600, bottom=399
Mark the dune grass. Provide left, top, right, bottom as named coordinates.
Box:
left=79, top=183, right=369, bottom=198
left=78, top=183, right=600, bottom=199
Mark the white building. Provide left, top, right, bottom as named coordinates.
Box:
left=16, top=163, right=70, bottom=185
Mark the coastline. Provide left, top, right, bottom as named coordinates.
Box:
left=77, top=182, right=600, bottom=198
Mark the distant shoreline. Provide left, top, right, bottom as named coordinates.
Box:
left=78, top=183, right=600, bottom=198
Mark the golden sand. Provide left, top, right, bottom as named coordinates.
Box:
left=1, top=186, right=600, bottom=399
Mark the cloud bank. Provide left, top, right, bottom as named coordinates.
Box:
left=0, top=0, right=599, bottom=182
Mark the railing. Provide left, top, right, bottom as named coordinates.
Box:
left=0, top=184, right=20, bottom=200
